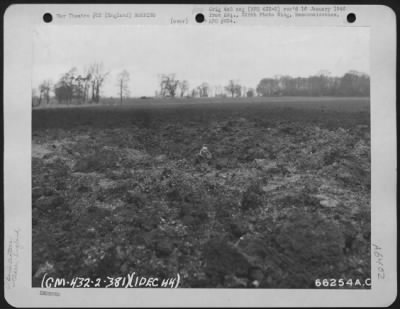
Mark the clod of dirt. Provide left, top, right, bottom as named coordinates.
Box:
left=141, top=217, right=160, bottom=232
left=165, top=189, right=181, bottom=203
left=182, top=215, right=195, bottom=226
left=247, top=266, right=264, bottom=288
left=334, top=158, right=370, bottom=188
left=280, top=125, right=298, bottom=135
left=154, top=154, right=168, bottom=163
left=241, top=182, right=264, bottom=211
left=180, top=203, right=209, bottom=227
left=275, top=209, right=345, bottom=269
left=235, top=235, right=269, bottom=266
left=33, top=261, right=55, bottom=279
left=215, top=158, right=229, bottom=170
left=229, top=220, right=248, bottom=238
left=34, top=195, right=64, bottom=211
left=319, top=199, right=340, bottom=208
left=253, top=159, right=281, bottom=174
left=223, top=274, right=248, bottom=288
left=32, top=187, right=57, bottom=199
left=155, top=241, right=174, bottom=257
left=203, top=238, right=252, bottom=284
left=77, top=184, right=90, bottom=193
left=313, top=194, right=340, bottom=208
left=32, top=144, right=53, bottom=159
left=124, top=148, right=149, bottom=162
left=125, top=191, right=146, bottom=207
left=73, top=150, right=119, bottom=173
left=277, top=190, right=320, bottom=208
left=120, top=261, right=130, bottom=273
left=98, top=178, right=118, bottom=190
left=160, top=168, right=173, bottom=180
left=141, top=231, right=156, bottom=247
left=85, top=206, right=112, bottom=222
left=32, top=187, right=44, bottom=199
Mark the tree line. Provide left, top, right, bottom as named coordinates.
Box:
left=33, top=62, right=130, bottom=106
left=155, top=71, right=369, bottom=98
left=255, top=71, right=370, bottom=97
left=155, top=74, right=253, bottom=99
left=33, top=68, right=369, bottom=106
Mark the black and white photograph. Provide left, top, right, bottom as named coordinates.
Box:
left=3, top=3, right=398, bottom=307
left=30, top=24, right=373, bottom=289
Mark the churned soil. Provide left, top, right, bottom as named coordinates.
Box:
left=32, top=98, right=370, bottom=288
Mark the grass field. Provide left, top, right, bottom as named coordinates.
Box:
left=32, top=97, right=371, bottom=288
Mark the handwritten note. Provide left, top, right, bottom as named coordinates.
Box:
left=373, top=243, right=385, bottom=280
left=5, top=229, right=21, bottom=289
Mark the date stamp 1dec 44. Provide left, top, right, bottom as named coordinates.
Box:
left=40, top=272, right=180, bottom=288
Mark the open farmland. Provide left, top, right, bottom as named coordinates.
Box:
left=32, top=97, right=371, bottom=288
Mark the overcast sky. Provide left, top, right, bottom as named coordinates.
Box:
left=32, top=25, right=369, bottom=97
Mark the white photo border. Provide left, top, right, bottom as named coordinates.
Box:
left=3, top=4, right=397, bottom=307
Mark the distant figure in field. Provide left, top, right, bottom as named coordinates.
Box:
left=195, top=144, right=212, bottom=165
left=199, top=145, right=212, bottom=160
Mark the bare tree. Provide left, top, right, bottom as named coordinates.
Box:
left=159, top=74, right=179, bottom=97
left=38, top=80, right=52, bottom=105
left=178, top=80, right=189, bottom=97
left=214, top=85, right=225, bottom=97
left=81, top=66, right=93, bottom=103
left=198, top=82, right=210, bottom=97
left=89, top=62, right=109, bottom=103
left=191, top=88, right=199, bottom=98
left=54, top=68, right=77, bottom=104
left=116, top=70, right=130, bottom=104
left=75, top=75, right=85, bottom=104
left=225, top=80, right=242, bottom=97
